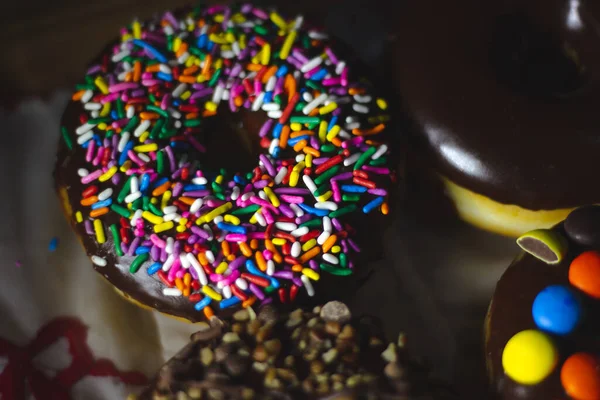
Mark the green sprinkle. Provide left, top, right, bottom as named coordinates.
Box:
left=149, top=93, right=157, bottom=103
left=184, top=119, right=202, bottom=127
left=290, top=116, right=320, bottom=124
left=354, top=147, right=377, bottom=171
left=300, top=219, right=322, bottom=229
left=302, top=35, right=311, bottom=49
left=319, top=144, right=337, bottom=153
left=75, top=83, right=95, bottom=91
left=230, top=204, right=261, bottom=215
left=314, top=166, right=340, bottom=185
left=307, top=122, right=319, bottom=130
left=87, top=117, right=111, bottom=125
left=142, top=196, right=150, bottom=211
left=369, top=157, right=387, bottom=166
left=254, top=25, right=268, bottom=35
left=265, top=286, right=276, bottom=294
left=189, top=47, right=204, bottom=57
left=342, top=194, right=361, bottom=202
left=111, top=204, right=132, bottom=218
left=208, top=68, right=222, bottom=87
left=339, top=253, right=348, bottom=268
left=116, top=98, right=125, bottom=119
left=305, top=80, right=323, bottom=91
left=146, top=104, right=169, bottom=117
left=157, top=151, right=165, bottom=174
left=211, top=181, right=223, bottom=193
left=320, top=263, right=352, bottom=276
left=274, top=95, right=282, bottom=105
left=294, top=102, right=305, bottom=112
left=130, top=253, right=150, bottom=274
left=159, top=126, right=177, bottom=139
left=329, top=204, right=358, bottom=218
left=131, top=197, right=143, bottom=211
left=105, top=130, right=114, bottom=139
left=122, top=116, right=139, bottom=133
left=148, top=202, right=163, bottom=217
left=149, top=118, right=164, bottom=139
left=117, top=176, right=133, bottom=203
left=61, top=126, right=73, bottom=150
left=215, top=192, right=226, bottom=201
left=110, top=224, right=124, bottom=257
left=313, top=184, right=329, bottom=197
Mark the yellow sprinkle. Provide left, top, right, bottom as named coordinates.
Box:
left=202, top=286, right=223, bottom=301
left=75, top=211, right=83, bottom=223
left=290, top=123, right=302, bottom=131
left=232, top=13, right=246, bottom=23
left=326, top=125, right=341, bottom=141
left=134, top=143, right=158, bottom=152
left=249, top=213, right=258, bottom=224
left=94, top=76, right=109, bottom=94
left=99, top=166, right=117, bottom=182
left=377, top=98, right=388, bottom=110
left=150, top=198, right=158, bottom=204
left=213, top=14, right=225, bottom=23
left=215, top=262, right=229, bottom=275
left=317, top=191, right=333, bottom=202
left=209, top=32, right=228, bottom=44
left=139, top=131, right=149, bottom=143
left=142, top=211, right=163, bottom=225
left=318, top=121, right=328, bottom=142
left=261, top=43, right=271, bottom=65
left=305, top=154, right=313, bottom=168
left=272, top=238, right=286, bottom=246
left=225, top=32, right=236, bottom=43
left=94, top=219, right=106, bottom=244
left=293, top=161, right=305, bottom=172
left=185, top=56, right=196, bottom=68
left=331, top=245, right=341, bottom=254
left=187, top=22, right=194, bottom=32
left=214, top=58, right=223, bottom=70
left=270, top=12, right=287, bottom=29
left=132, top=20, right=142, bottom=39
left=196, top=74, right=207, bottom=83
left=100, top=102, right=111, bottom=117
left=161, top=190, right=171, bottom=210
left=199, top=202, right=233, bottom=224
left=173, top=37, right=182, bottom=52
left=176, top=225, right=186, bottom=233
left=121, top=33, right=133, bottom=42
left=154, top=221, right=174, bottom=233
left=180, top=91, right=191, bottom=101
left=319, top=102, right=338, bottom=115
left=251, top=53, right=260, bottom=65
left=120, top=160, right=132, bottom=173
left=224, top=215, right=241, bottom=225
left=215, top=175, right=224, bottom=185
left=239, top=34, right=247, bottom=49
left=302, top=268, right=320, bottom=281
left=302, top=239, right=317, bottom=252
left=97, top=122, right=107, bottom=130
left=279, top=30, right=297, bottom=60
left=289, top=170, right=300, bottom=187
left=127, top=203, right=133, bottom=210
left=205, top=101, right=217, bottom=112
left=263, top=187, right=280, bottom=207
left=178, top=217, right=188, bottom=226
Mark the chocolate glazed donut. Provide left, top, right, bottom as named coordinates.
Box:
left=393, top=0, right=600, bottom=236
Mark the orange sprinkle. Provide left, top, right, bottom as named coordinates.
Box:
left=146, top=64, right=161, bottom=73
left=183, top=287, right=191, bottom=297
left=250, top=239, right=259, bottom=250
left=178, top=197, right=196, bottom=205
left=185, top=112, right=200, bottom=120
left=221, top=241, right=231, bottom=257
left=71, top=90, right=86, bottom=101
left=124, top=71, right=133, bottom=82
left=178, top=75, right=196, bottom=84
left=239, top=242, right=253, bottom=257
left=202, top=110, right=217, bottom=117
left=255, top=251, right=267, bottom=272
left=133, top=61, right=142, bottom=82
left=227, top=254, right=236, bottom=261
left=175, top=278, right=184, bottom=292
left=303, top=147, right=320, bottom=157
left=348, top=87, right=366, bottom=95
left=183, top=65, right=199, bottom=75
left=299, top=247, right=321, bottom=263
left=198, top=253, right=209, bottom=266
left=203, top=306, right=214, bottom=319
left=152, top=181, right=171, bottom=196
left=90, top=207, right=109, bottom=218
left=242, top=296, right=257, bottom=308
left=183, top=272, right=192, bottom=286
left=382, top=202, right=389, bottom=215
left=280, top=125, right=290, bottom=148
left=292, top=264, right=303, bottom=272
left=81, top=196, right=99, bottom=206
left=175, top=42, right=188, bottom=58
left=352, top=123, right=386, bottom=136
left=309, top=108, right=320, bottom=117
left=331, top=137, right=342, bottom=147
left=290, top=130, right=314, bottom=139
left=246, top=63, right=262, bottom=71
left=201, top=54, right=212, bottom=76
left=139, top=112, right=159, bottom=120
left=285, top=74, right=296, bottom=101
left=322, top=234, right=337, bottom=253
left=262, top=65, right=277, bottom=83
left=234, top=96, right=244, bottom=107
left=293, top=139, right=307, bottom=152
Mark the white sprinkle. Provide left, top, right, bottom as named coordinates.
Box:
left=354, top=94, right=372, bottom=103
left=162, top=206, right=178, bottom=215
left=77, top=132, right=94, bottom=145
left=266, top=76, right=277, bottom=92
left=274, top=168, right=287, bottom=185
left=205, top=250, right=215, bottom=264
left=301, top=56, right=323, bottom=73
left=130, top=209, right=143, bottom=226
left=251, top=92, right=265, bottom=111
left=212, top=84, right=225, bottom=104
left=172, top=83, right=188, bottom=98
left=335, top=61, right=346, bottom=76
left=90, top=110, right=100, bottom=118
left=302, top=175, right=318, bottom=193
left=111, top=50, right=130, bottom=62
left=177, top=52, right=189, bottom=64
left=275, top=222, right=297, bottom=231
left=301, top=275, right=315, bottom=296
left=258, top=190, right=268, bottom=201
left=314, top=201, right=338, bottom=210
left=346, top=122, right=361, bottom=130
left=222, top=89, right=230, bottom=101
left=317, top=231, right=331, bottom=245
left=138, top=153, right=150, bottom=163
left=134, top=120, right=151, bottom=137
left=254, top=211, right=267, bottom=227
left=230, top=186, right=240, bottom=201
left=213, top=215, right=224, bottom=224
left=221, top=50, right=235, bottom=59
left=266, top=260, right=275, bottom=276
left=268, top=139, right=279, bottom=156
left=81, top=90, right=93, bottom=103
left=164, top=212, right=179, bottom=222
left=353, top=104, right=369, bottom=114
left=267, top=110, right=283, bottom=119
left=76, top=122, right=95, bottom=135
left=163, top=288, right=182, bottom=296
left=84, top=102, right=102, bottom=111
left=174, top=121, right=182, bottom=128
left=118, top=132, right=130, bottom=152
left=241, top=192, right=254, bottom=202
left=302, top=93, right=327, bottom=115
left=291, top=241, right=302, bottom=258
left=295, top=154, right=305, bottom=162
left=98, top=188, right=113, bottom=201
left=302, top=92, right=314, bottom=102
left=117, top=71, right=128, bottom=81
left=343, top=153, right=361, bottom=166
left=165, top=237, right=174, bottom=254
left=293, top=15, right=304, bottom=30
left=235, top=278, right=248, bottom=290
left=187, top=253, right=208, bottom=286
left=180, top=253, right=191, bottom=269
left=130, top=176, right=139, bottom=194
left=159, top=64, right=172, bottom=74
left=169, top=109, right=182, bottom=119
left=190, top=198, right=203, bottom=214
left=261, top=102, right=280, bottom=112
left=372, top=144, right=388, bottom=160
left=202, top=224, right=214, bottom=240
left=291, top=227, right=309, bottom=237
left=77, top=168, right=89, bottom=177
left=290, top=203, right=304, bottom=217
left=162, top=255, right=175, bottom=271
left=323, top=253, right=339, bottom=265
left=338, top=129, right=351, bottom=139
left=222, top=285, right=232, bottom=299
left=91, top=256, right=107, bottom=267
left=232, top=41, right=241, bottom=56
left=164, top=25, right=174, bottom=35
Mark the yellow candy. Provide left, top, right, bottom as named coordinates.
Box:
left=75, top=211, right=83, bottom=223
left=98, top=166, right=117, bottom=182
left=376, top=98, right=388, bottom=110
left=93, top=219, right=105, bottom=244
left=154, top=221, right=174, bottom=233
left=502, top=330, right=557, bottom=385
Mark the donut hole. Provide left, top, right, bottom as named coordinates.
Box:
left=490, top=12, right=585, bottom=98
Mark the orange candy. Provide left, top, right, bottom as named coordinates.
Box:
left=561, top=353, right=600, bottom=400
left=569, top=251, right=600, bottom=299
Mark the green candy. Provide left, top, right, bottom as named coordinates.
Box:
left=314, top=166, right=340, bottom=185
left=148, top=202, right=163, bottom=217
left=110, top=224, right=124, bottom=257
left=290, top=116, right=320, bottom=124
left=146, top=104, right=169, bottom=117
left=320, top=263, right=353, bottom=276
left=354, top=147, right=377, bottom=171
left=130, top=253, right=150, bottom=274
left=329, top=204, right=358, bottom=219
left=230, top=204, right=261, bottom=216
left=61, top=126, right=73, bottom=150
left=342, top=194, right=360, bottom=202
left=516, top=229, right=568, bottom=265
left=300, top=219, right=322, bottom=229
left=111, top=204, right=132, bottom=218
left=117, top=176, right=133, bottom=203
left=156, top=151, right=165, bottom=174
left=122, top=116, right=139, bottom=133
left=208, top=68, right=222, bottom=87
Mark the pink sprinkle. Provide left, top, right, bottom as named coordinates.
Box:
left=81, top=169, right=103, bottom=184
left=150, top=234, right=166, bottom=248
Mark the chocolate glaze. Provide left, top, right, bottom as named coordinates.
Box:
left=53, top=7, right=400, bottom=323
left=393, top=0, right=600, bottom=210
left=486, top=223, right=600, bottom=399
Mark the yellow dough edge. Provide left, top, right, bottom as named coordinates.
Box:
left=441, top=177, right=575, bottom=238
left=57, top=185, right=198, bottom=325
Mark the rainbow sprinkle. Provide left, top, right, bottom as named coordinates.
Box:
left=64, top=4, right=392, bottom=318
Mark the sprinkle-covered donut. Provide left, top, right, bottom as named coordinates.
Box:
left=485, top=206, right=600, bottom=399
left=54, top=4, right=394, bottom=322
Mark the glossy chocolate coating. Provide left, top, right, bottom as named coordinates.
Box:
left=564, top=205, right=600, bottom=248
left=393, top=0, right=600, bottom=210
left=486, top=223, right=600, bottom=399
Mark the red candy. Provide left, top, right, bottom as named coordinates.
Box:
left=569, top=251, right=600, bottom=299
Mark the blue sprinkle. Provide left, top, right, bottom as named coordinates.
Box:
left=269, top=278, right=280, bottom=289
left=234, top=175, right=246, bottom=185
left=362, top=197, right=385, bottom=214
left=173, top=100, right=180, bottom=107
left=132, top=39, right=167, bottom=63
left=139, top=173, right=151, bottom=192
left=48, top=237, right=59, bottom=252
left=273, top=123, right=283, bottom=138
left=220, top=297, right=242, bottom=309
left=110, top=110, right=119, bottom=120
left=217, top=222, right=247, bottom=234
left=147, top=262, right=162, bottom=275
left=276, top=65, right=288, bottom=78
left=310, top=69, right=328, bottom=81
left=119, top=141, right=134, bottom=165
left=156, top=72, right=173, bottom=82
left=170, top=142, right=190, bottom=151
left=341, top=185, right=368, bottom=193
left=93, top=135, right=102, bottom=147
left=197, top=34, right=208, bottom=49
left=271, top=147, right=281, bottom=158
left=206, top=40, right=214, bottom=51
left=298, top=203, right=329, bottom=217
left=328, top=116, right=338, bottom=133
left=263, top=92, right=273, bottom=104
left=91, top=199, right=113, bottom=210
left=135, top=246, right=151, bottom=255
left=81, top=141, right=90, bottom=149
left=287, top=136, right=309, bottom=146
left=194, top=297, right=212, bottom=311
left=153, top=177, right=169, bottom=188
left=183, top=184, right=208, bottom=191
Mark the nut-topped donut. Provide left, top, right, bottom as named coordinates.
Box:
left=485, top=205, right=600, bottom=399
left=54, top=4, right=394, bottom=322
left=393, top=0, right=600, bottom=237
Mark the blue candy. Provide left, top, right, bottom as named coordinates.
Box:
left=219, top=297, right=241, bottom=309
left=147, top=262, right=162, bottom=275
left=532, top=284, right=581, bottom=335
